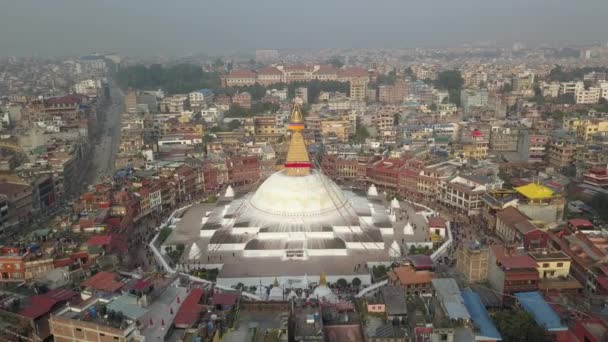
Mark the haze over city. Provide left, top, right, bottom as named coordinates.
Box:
left=3, top=1, right=608, bottom=342
left=1, top=0, right=608, bottom=57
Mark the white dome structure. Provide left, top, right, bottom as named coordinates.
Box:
left=250, top=170, right=348, bottom=217
left=246, top=169, right=354, bottom=227
left=391, top=198, right=400, bottom=209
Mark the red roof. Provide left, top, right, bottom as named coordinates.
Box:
left=258, top=66, right=282, bottom=75
left=595, top=276, right=608, bottom=291
left=18, top=289, right=77, bottom=319
left=470, top=129, right=484, bottom=138
left=338, top=67, right=368, bottom=78
left=132, top=279, right=152, bottom=291
left=212, top=292, right=239, bottom=306
left=54, top=258, right=72, bottom=268
left=428, top=217, right=447, bottom=228
left=81, top=271, right=124, bottom=292
left=490, top=245, right=538, bottom=269
left=174, top=288, right=204, bottom=328
left=313, top=64, right=338, bottom=75
left=568, top=219, right=594, bottom=229
left=87, top=235, right=112, bottom=246
left=228, top=69, right=256, bottom=78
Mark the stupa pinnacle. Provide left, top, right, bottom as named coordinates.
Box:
left=284, top=103, right=311, bottom=176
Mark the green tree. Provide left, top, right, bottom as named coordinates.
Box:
left=327, top=56, right=344, bottom=68
left=404, top=67, right=415, bottom=79
left=353, top=126, right=370, bottom=142
left=224, top=104, right=249, bottom=117
left=492, top=310, right=549, bottom=342
left=336, top=278, right=348, bottom=289
left=228, top=120, right=241, bottom=131
left=435, top=70, right=464, bottom=107
left=590, top=193, right=608, bottom=222
left=116, top=63, right=220, bottom=94
left=352, top=277, right=362, bottom=288
left=435, top=70, right=464, bottom=90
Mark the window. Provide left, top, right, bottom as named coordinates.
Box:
left=557, top=262, right=563, bottom=267
left=542, top=263, right=549, bottom=268
left=75, top=328, right=82, bottom=332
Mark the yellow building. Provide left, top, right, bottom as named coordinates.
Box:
left=563, top=117, right=608, bottom=141
left=576, top=119, right=608, bottom=141
left=528, top=251, right=571, bottom=279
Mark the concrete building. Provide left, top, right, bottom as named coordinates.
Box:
left=439, top=175, right=503, bottom=215
left=488, top=245, right=539, bottom=304
left=575, top=87, right=601, bottom=104
left=188, top=89, right=214, bottom=108
left=350, top=78, right=368, bottom=101
left=456, top=243, right=489, bottom=283
left=460, top=89, right=488, bottom=113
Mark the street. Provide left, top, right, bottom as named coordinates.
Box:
left=86, top=81, right=124, bottom=184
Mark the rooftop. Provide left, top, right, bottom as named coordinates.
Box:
left=461, top=289, right=502, bottom=341
left=432, top=279, right=470, bottom=321
left=81, top=272, right=125, bottom=293
left=514, top=183, right=554, bottom=200
left=514, top=291, right=567, bottom=332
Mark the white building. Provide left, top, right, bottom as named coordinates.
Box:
left=575, top=87, right=601, bottom=104
left=188, top=89, right=214, bottom=108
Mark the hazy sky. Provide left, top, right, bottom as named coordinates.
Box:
left=0, top=0, right=606, bottom=57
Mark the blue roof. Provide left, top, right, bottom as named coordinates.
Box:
left=462, top=289, right=502, bottom=341
left=195, top=88, right=213, bottom=94
left=514, top=292, right=567, bottom=332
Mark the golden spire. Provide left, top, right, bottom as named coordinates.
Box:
left=284, top=102, right=311, bottom=176
left=290, top=103, right=304, bottom=125
left=319, top=272, right=327, bottom=286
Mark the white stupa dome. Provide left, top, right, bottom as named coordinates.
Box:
left=247, top=170, right=352, bottom=225
left=313, top=285, right=338, bottom=303
left=268, top=286, right=284, bottom=301
left=391, top=198, right=400, bottom=209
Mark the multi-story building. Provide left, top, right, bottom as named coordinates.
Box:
left=488, top=245, right=540, bottom=304
left=547, top=139, right=580, bottom=169
left=495, top=206, right=538, bottom=244
left=320, top=119, right=351, bottom=143
left=387, top=265, right=434, bottom=296
left=350, top=78, right=368, bottom=101
left=188, top=89, right=214, bottom=108
left=575, top=119, right=608, bottom=141
left=460, top=89, right=488, bottom=113
left=49, top=298, right=144, bottom=342
left=559, top=81, right=584, bottom=95
left=232, top=92, right=252, bottom=109
left=0, top=181, right=33, bottom=224
left=528, top=250, right=571, bottom=280
left=583, top=166, right=608, bottom=188
left=256, top=67, right=283, bottom=86
left=490, top=127, right=519, bottom=152
left=456, top=243, right=489, bottom=283
left=440, top=175, right=503, bottom=215
left=224, top=69, right=257, bottom=87
left=540, top=82, right=560, bottom=98
left=575, top=86, right=601, bottom=104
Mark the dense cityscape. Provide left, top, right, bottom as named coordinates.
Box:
left=1, top=42, right=608, bottom=342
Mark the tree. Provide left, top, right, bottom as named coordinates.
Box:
left=327, top=56, right=344, bottom=69
left=404, top=67, right=415, bottom=79
left=353, top=126, right=370, bottom=142
left=115, top=63, right=220, bottom=94
left=352, top=277, right=362, bottom=288
left=228, top=120, right=241, bottom=130
left=435, top=70, right=464, bottom=91
left=224, top=104, right=248, bottom=117
left=492, top=310, right=549, bottom=342
left=429, top=103, right=438, bottom=111
left=590, top=193, right=608, bottom=222
left=336, top=278, right=348, bottom=289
